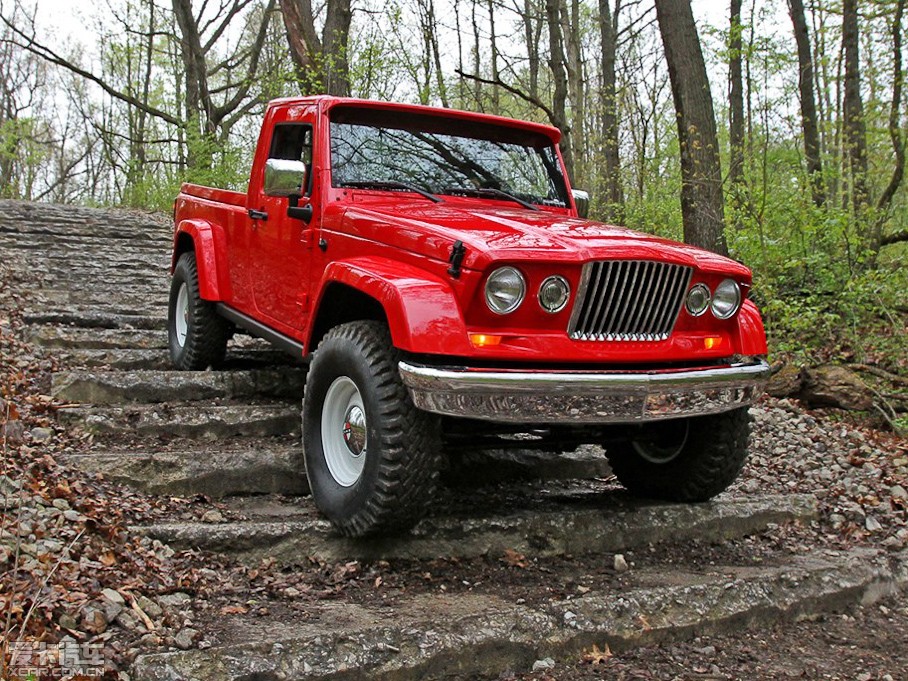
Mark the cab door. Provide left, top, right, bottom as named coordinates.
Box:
left=246, top=122, right=315, bottom=335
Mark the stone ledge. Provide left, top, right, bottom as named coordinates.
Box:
left=63, top=446, right=308, bottom=497
left=52, top=368, right=306, bottom=404
left=135, top=493, right=818, bottom=563
left=58, top=402, right=301, bottom=438
left=130, top=547, right=907, bottom=681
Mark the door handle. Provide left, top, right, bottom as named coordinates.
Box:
left=248, top=209, right=268, bottom=221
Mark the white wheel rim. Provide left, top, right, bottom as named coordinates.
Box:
left=175, top=283, right=189, bottom=347
left=321, top=376, right=368, bottom=487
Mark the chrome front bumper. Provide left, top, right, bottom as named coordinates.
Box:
left=398, top=358, right=771, bottom=424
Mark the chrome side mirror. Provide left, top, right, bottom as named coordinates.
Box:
left=264, top=158, right=308, bottom=197
left=572, top=189, right=590, bottom=219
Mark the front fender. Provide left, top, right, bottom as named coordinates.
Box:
left=317, top=257, right=473, bottom=355
left=733, top=298, right=768, bottom=356
left=172, top=219, right=230, bottom=301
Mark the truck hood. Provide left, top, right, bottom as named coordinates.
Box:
left=340, top=201, right=750, bottom=277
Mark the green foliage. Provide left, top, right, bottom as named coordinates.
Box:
left=0, top=117, right=51, bottom=199
left=733, top=206, right=908, bottom=372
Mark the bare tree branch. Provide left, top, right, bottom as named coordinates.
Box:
left=455, top=68, right=557, bottom=122
left=0, top=16, right=182, bottom=128
left=212, top=0, right=275, bottom=123
left=881, top=229, right=908, bottom=247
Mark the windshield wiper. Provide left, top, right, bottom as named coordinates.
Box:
left=340, top=180, right=443, bottom=203
left=442, top=186, right=540, bottom=212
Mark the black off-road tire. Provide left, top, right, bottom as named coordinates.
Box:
left=168, top=252, right=231, bottom=370
left=606, top=407, right=752, bottom=502
left=302, top=320, right=442, bottom=537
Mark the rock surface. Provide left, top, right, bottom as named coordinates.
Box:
left=132, top=548, right=908, bottom=681
left=2, top=199, right=906, bottom=681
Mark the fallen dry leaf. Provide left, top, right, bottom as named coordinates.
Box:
left=501, top=548, right=529, bottom=568
left=582, top=643, right=613, bottom=664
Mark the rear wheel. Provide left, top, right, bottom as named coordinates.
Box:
left=168, top=252, right=230, bottom=370
left=606, top=407, right=752, bottom=502
left=302, top=321, right=441, bottom=536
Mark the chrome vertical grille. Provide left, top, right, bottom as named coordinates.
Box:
left=568, top=260, right=693, bottom=341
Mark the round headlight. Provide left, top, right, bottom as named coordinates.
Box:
left=711, top=279, right=741, bottom=319
left=485, top=266, right=526, bottom=314
left=685, top=283, right=711, bottom=317
left=538, top=275, right=570, bottom=313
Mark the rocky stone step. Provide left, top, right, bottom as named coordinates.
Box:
left=0, top=231, right=166, bottom=250
left=54, top=347, right=296, bottom=371
left=55, top=348, right=172, bottom=370
left=32, top=273, right=165, bottom=291
left=0, top=201, right=169, bottom=240
left=26, top=270, right=166, bottom=287
left=4, top=251, right=165, bottom=271
left=0, top=218, right=164, bottom=236
left=29, top=325, right=167, bottom=350
left=24, top=248, right=165, bottom=263
left=131, top=546, right=907, bottom=681
left=23, top=309, right=166, bottom=330
left=52, top=368, right=306, bottom=404
left=0, top=246, right=164, bottom=262
left=63, top=441, right=308, bottom=497
left=445, top=445, right=613, bottom=486
left=136, top=493, right=818, bottom=563
left=65, top=443, right=613, bottom=499
left=30, top=289, right=164, bottom=312
left=58, top=402, right=300, bottom=439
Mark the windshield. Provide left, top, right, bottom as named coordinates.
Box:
left=329, top=108, right=569, bottom=207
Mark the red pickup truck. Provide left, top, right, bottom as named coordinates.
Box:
left=169, top=96, right=770, bottom=536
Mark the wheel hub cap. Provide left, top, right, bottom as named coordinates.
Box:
left=175, top=283, right=189, bottom=347
left=342, top=405, right=366, bottom=456
left=632, top=419, right=690, bottom=464
left=321, top=376, right=368, bottom=487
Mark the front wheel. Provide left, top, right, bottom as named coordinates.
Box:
left=606, top=407, right=752, bottom=502
left=302, top=321, right=441, bottom=536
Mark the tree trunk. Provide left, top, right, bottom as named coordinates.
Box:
left=323, top=0, right=352, bottom=96
left=171, top=0, right=208, bottom=125
left=279, top=0, right=352, bottom=96
left=172, top=0, right=214, bottom=169
left=788, top=0, right=825, bottom=207
left=842, top=0, right=868, bottom=214
left=488, top=0, right=500, bottom=113
left=522, top=0, right=540, bottom=100
left=565, top=0, right=585, bottom=186
left=454, top=0, right=466, bottom=105
left=869, top=0, right=905, bottom=257
left=728, top=0, right=745, bottom=197
left=876, top=0, right=905, bottom=214
left=599, top=0, right=622, bottom=221
left=428, top=0, right=448, bottom=106
left=654, top=0, right=727, bottom=256
left=471, top=0, right=482, bottom=106
left=545, top=0, right=573, bottom=181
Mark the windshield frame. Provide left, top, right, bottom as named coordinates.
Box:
left=327, top=104, right=571, bottom=208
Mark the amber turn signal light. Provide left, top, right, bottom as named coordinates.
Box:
left=469, top=334, right=502, bottom=347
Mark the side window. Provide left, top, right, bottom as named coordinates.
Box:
left=268, top=124, right=313, bottom=195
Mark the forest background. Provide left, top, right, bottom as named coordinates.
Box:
left=0, top=0, right=906, bottom=395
